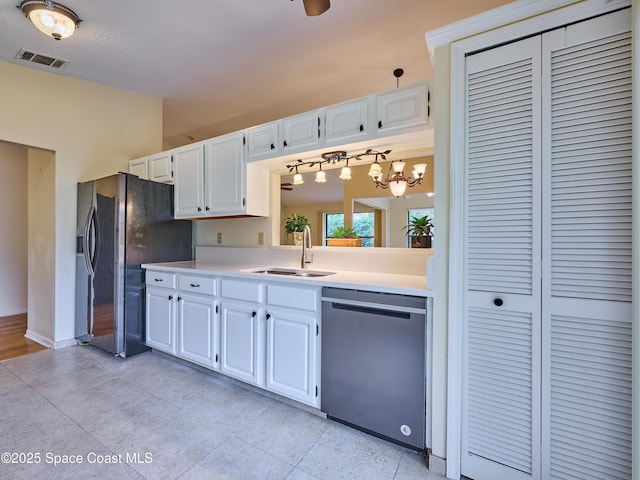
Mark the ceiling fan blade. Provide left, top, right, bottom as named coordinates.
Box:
left=303, top=0, right=330, bottom=16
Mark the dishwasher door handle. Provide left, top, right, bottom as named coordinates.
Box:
left=327, top=302, right=411, bottom=320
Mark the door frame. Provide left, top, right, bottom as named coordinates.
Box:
left=438, top=0, right=633, bottom=478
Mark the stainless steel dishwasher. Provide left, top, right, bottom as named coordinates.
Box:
left=321, top=287, right=427, bottom=451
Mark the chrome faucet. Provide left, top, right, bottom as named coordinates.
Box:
left=301, top=225, right=313, bottom=269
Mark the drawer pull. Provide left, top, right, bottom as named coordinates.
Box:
left=190, top=283, right=200, bottom=288
left=154, top=278, right=163, bottom=282
left=493, top=298, right=504, bottom=307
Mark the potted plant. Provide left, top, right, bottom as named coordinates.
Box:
left=328, top=226, right=362, bottom=247
left=403, top=215, right=434, bottom=248
left=284, top=213, right=310, bottom=246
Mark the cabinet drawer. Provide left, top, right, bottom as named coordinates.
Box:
left=178, top=274, right=216, bottom=295
left=220, top=279, right=264, bottom=303
left=145, top=271, right=176, bottom=288
left=267, top=284, right=319, bottom=312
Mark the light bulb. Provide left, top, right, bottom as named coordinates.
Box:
left=315, top=170, right=326, bottom=183
left=339, top=166, right=351, bottom=180
left=389, top=180, right=407, bottom=197
left=392, top=161, right=406, bottom=173
left=293, top=173, right=304, bottom=185
left=368, top=162, right=382, bottom=178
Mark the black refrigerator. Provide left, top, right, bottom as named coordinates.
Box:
left=75, top=173, right=193, bottom=357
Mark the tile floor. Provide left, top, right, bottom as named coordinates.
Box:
left=0, top=346, right=445, bottom=480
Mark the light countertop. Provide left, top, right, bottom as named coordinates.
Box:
left=142, top=260, right=432, bottom=297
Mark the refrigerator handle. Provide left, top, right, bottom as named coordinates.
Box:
left=83, top=205, right=96, bottom=276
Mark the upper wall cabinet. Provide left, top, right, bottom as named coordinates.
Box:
left=148, top=152, right=173, bottom=183
left=173, top=133, right=269, bottom=219
left=376, top=82, right=429, bottom=134
left=173, top=142, right=206, bottom=218
left=247, top=122, right=280, bottom=161
left=324, top=97, right=369, bottom=145
left=282, top=111, right=322, bottom=153
left=129, top=152, right=173, bottom=183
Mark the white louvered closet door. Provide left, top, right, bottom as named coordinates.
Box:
left=462, top=36, right=542, bottom=480
left=541, top=11, right=632, bottom=480
left=462, top=9, right=632, bottom=480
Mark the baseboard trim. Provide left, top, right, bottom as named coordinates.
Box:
left=428, top=453, right=446, bottom=476
left=0, top=308, right=28, bottom=317
left=52, top=337, right=78, bottom=350
left=24, top=329, right=53, bottom=349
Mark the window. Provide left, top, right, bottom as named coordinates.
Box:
left=407, top=208, right=434, bottom=248
left=324, top=212, right=375, bottom=247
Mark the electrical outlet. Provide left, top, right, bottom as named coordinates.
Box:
left=217, top=232, right=223, bottom=244
left=258, top=232, right=264, bottom=245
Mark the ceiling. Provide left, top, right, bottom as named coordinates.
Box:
left=0, top=0, right=512, bottom=149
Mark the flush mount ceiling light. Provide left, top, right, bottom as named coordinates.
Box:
left=19, top=0, right=81, bottom=40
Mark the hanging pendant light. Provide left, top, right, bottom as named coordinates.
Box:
left=315, top=164, right=326, bottom=183
left=19, top=0, right=81, bottom=40
left=292, top=166, right=304, bottom=185
left=339, top=160, right=351, bottom=180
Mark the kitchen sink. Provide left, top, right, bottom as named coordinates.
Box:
left=243, top=267, right=335, bottom=278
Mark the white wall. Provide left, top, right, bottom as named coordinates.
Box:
left=0, top=60, right=162, bottom=347
left=0, top=142, right=28, bottom=317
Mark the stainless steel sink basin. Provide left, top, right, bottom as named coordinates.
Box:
left=243, top=267, right=335, bottom=278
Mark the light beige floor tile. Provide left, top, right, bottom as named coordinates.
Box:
left=179, top=436, right=294, bottom=480
left=237, top=401, right=330, bottom=465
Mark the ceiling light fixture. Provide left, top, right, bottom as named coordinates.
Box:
left=19, top=0, right=81, bottom=41
left=372, top=160, right=427, bottom=198
left=286, top=149, right=426, bottom=197
left=315, top=163, right=326, bottom=183
left=292, top=166, right=304, bottom=185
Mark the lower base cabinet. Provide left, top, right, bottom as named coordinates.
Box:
left=146, top=285, right=176, bottom=355
left=220, top=300, right=264, bottom=386
left=145, top=270, right=321, bottom=408
left=266, top=306, right=318, bottom=406
left=177, top=292, right=219, bottom=370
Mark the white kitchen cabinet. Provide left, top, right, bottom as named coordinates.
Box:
left=220, top=300, right=263, bottom=386
left=173, top=142, right=206, bottom=218
left=129, top=156, right=149, bottom=180
left=265, top=306, right=318, bottom=406
left=148, top=151, right=173, bottom=183
left=325, top=97, right=369, bottom=145
left=265, top=283, right=320, bottom=407
left=177, top=292, right=218, bottom=369
left=375, top=82, right=429, bottom=134
left=146, top=285, right=177, bottom=355
left=247, top=122, right=280, bottom=161
left=282, top=111, right=321, bottom=153
left=204, top=133, right=245, bottom=216
left=219, top=278, right=265, bottom=386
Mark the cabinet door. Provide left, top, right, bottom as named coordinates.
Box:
left=247, top=122, right=280, bottom=160
left=204, top=133, right=245, bottom=215
left=220, top=300, right=263, bottom=385
left=282, top=111, right=321, bottom=152
left=148, top=152, right=173, bottom=183
left=177, top=293, right=219, bottom=369
left=265, top=307, right=318, bottom=406
left=376, top=83, right=428, bottom=133
left=325, top=98, right=368, bottom=145
left=145, top=286, right=176, bottom=354
left=173, top=142, right=205, bottom=218
left=129, top=157, right=148, bottom=179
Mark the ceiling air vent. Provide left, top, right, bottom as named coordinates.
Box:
left=15, top=49, right=69, bottom=69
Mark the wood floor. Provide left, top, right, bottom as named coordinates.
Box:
left=0, top=313, right=47, bottom=361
